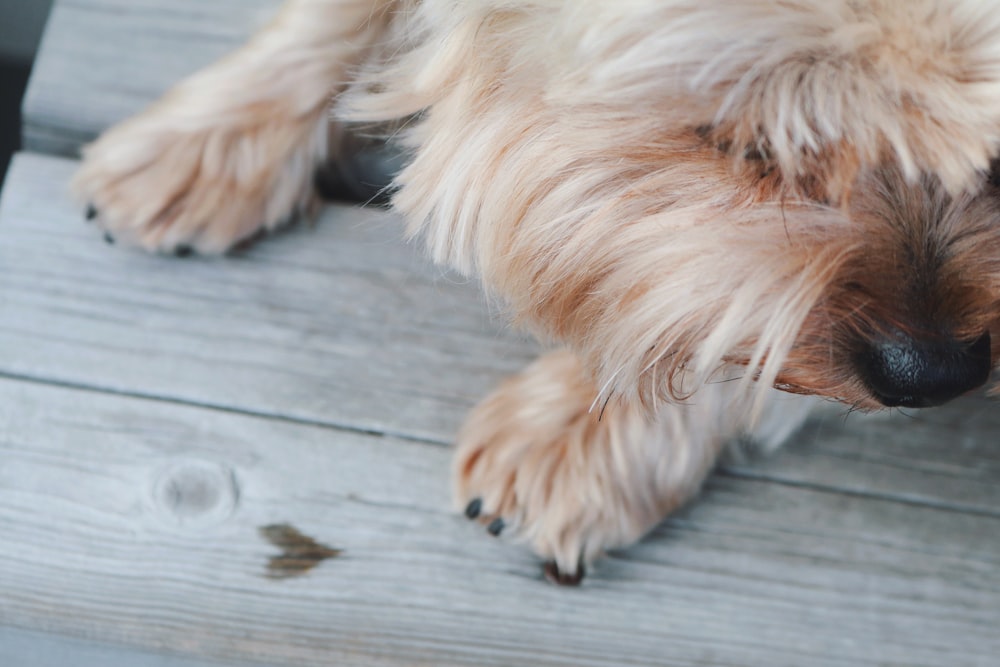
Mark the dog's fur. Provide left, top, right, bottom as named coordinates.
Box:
left=74, top=0, right=1000, bottom=582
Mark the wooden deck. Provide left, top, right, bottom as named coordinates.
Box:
left=2, top=2, right=999, bottom=665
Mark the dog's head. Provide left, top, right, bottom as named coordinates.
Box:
left=371, top=0, right=1000, bottom=411
left=644, top=0, right=1000, bottom=411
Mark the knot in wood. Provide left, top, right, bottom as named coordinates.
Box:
left=152, top=460, right=239, bottom=527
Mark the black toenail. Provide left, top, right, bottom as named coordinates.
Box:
left=464, top=498, right=482, bottom=519
left=174, top=245, right=193, bottom=257
left=543, top=561, right=585, bottom=587
left=85, top=205, right=97, bottom=221
left=487, top=518, right=505, bottom=536
left=103, top=232, right=115, bottom=245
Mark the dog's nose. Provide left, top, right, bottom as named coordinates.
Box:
left=858, top=330, right=992, bottom=408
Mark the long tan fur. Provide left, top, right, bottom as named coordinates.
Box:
left=75, top=0, right=1000, bottom=580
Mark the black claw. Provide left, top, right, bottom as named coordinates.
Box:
left=103, top=232, right=115, bottom=245
left=464, top=498, right=483, bottom=520
left=487, top=518, right=505, bottom=537
left=543, top=560, right=585, bottom=587
left=85, top=205, right=97, bottom=221
left=174, top=245, right=193, bottom=257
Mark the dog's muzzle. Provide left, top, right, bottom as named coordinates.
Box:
left=857, top=330, right=991, bottom=408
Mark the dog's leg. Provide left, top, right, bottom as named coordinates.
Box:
left=454, top=349, right=817, bottom=584
left=74, top=0, right=396, bottom=254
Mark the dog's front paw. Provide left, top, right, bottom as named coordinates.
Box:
left=453, top=350, right=675, bottom=585
left=73, top=98, right=329, bottom=255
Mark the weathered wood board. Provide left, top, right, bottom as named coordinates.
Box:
left=5, top=0, right=1000, bottom=663
left=0, top=627, right=258, bottom=667
left=0, top=153, right=537, bottom=444
left=23, top=0, right=283, bottom=156
left=3, top=153, right=999, bottom=511
left=2, top=153, right=1000, bottom=667
left=2, top=375, right=999, bottom=667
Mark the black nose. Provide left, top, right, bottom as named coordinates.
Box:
left=858, top=331, right=992, bottom=408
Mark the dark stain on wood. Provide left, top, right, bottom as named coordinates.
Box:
left=259, top=523, right=342, bottom=579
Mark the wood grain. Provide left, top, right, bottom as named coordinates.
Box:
left=3, top=152, right=999, bottom=518
left=725, top=400, right=1000, bottom=517
left=6, top=1, right=1000, bottom=663
left=2, top=152, right=1000, bottom=666
left=0, top=152, right=537, bottom=444
left=1, top=376, right=998, bottom=667
left=0, top=627, right=257, bottom=667
left=23, top=0, right=282, bottom=156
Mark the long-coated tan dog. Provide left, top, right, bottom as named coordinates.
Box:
left=74, top=0, right=1000, bottom=584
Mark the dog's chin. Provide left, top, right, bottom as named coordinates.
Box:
left=772, top=364, right=995, bottom=413
left=771, top=381, right=891, bottom=413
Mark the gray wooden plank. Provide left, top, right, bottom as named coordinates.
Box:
left=0, top=626, right=271, bottom=667
left=9, top=2, right=1000, bottom=664
left=23, top=0, right=282, bottom=156
left=1, top=376, right=998, bottom=667
left=725, top=398, right=1000, bottom=517
left=19, top=0, right=1000, bottom=514
left=3, top=151, right=1000, bottom=519
left=0, top=152, right=537, bottom=444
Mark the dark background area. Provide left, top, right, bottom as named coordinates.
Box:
left=0, top=0, right=55, bottom=188
left=0, top=59, right=30, bottom=187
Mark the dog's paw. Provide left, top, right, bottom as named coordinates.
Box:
left=73, top=100, right=329, bottom=255
left=453, top=350, right=668, bottom=585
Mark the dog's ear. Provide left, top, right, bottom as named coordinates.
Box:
left=662, top=2, right=1000, bottom=201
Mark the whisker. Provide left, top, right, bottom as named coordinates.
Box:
left=598, top=393, right=613, bottom=422
left=589, top=365, right=624, bottom=413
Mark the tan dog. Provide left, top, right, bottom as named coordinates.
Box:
left=74, top=0, right=1000, bottom=585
